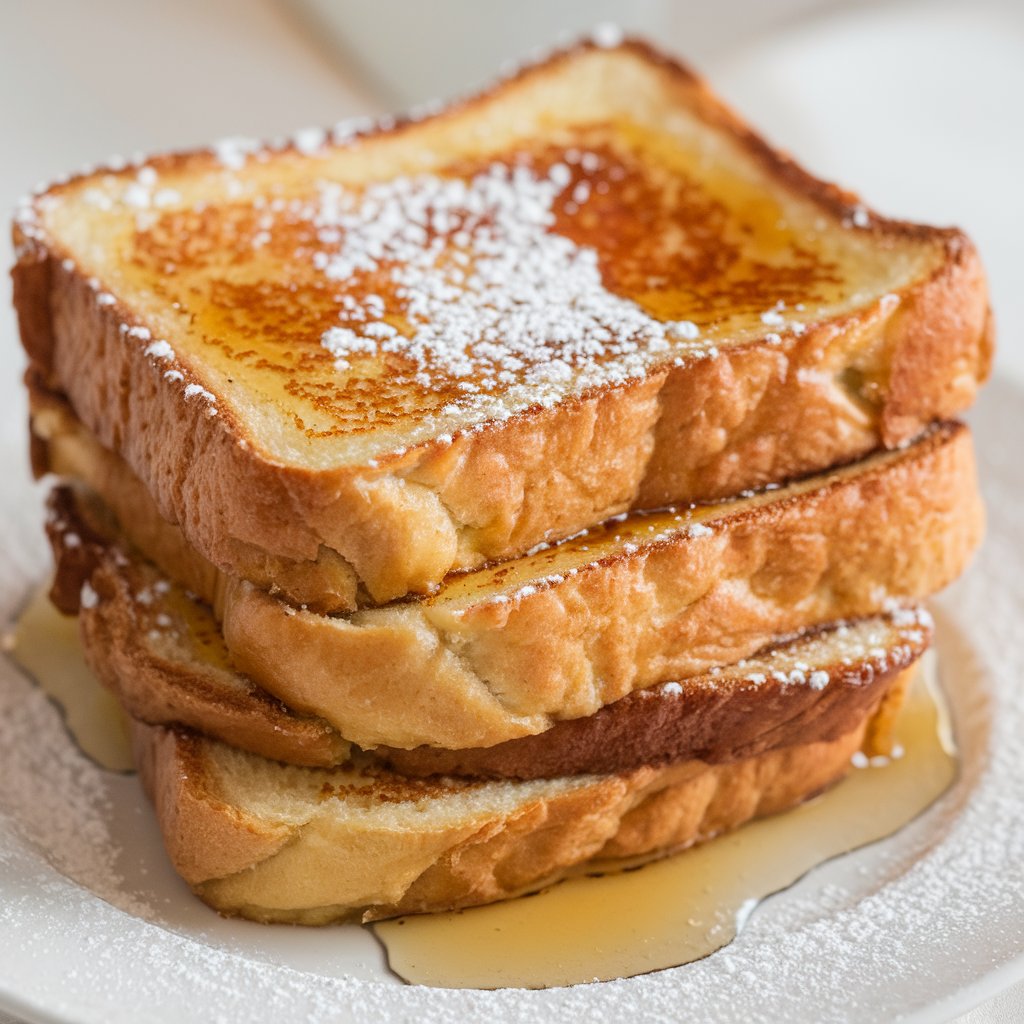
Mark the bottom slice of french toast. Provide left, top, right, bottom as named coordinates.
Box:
left=131, top=660, right=913, bottom=924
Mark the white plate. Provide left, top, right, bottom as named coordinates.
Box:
left=0, top=378, right=1021, bottom=1024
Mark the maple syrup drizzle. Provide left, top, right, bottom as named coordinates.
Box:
left=373, top=656, right=954, bottom=989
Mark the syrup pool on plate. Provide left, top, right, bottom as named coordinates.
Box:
left=6, top=584, right=133, bottom=772
left=4, top=585, right=956, bottom=990
left=373, top=654, right=955, bottom=989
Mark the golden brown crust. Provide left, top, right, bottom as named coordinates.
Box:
left=46, top=487, right=350, bottom=768
left=379, top=630, right=924, bottom=778
left=878, top=237, right=993, bottom=445
left=131, top=723, right=294, bottom=883
left=13, top=41, right=991, bottom=612
left=131, top=693, right=896, bottom=923
left=88, top=567, right=350, bottom=768
left=634, top=255, right=990, bottom=507
left=31, top=381, right=356, bottom=612
left=219, top=423, right=980, bottom=749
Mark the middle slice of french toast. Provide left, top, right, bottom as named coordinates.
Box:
left=50, top=481, right=927, bottom=786
left=43, top=416, right=979, bottom=753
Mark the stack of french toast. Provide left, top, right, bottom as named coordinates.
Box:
left=12, top=39, right=990, bottom=924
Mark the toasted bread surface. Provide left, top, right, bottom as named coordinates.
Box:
left=49, top=482, right=929, bottom=775
left=132, top=684, right=905, bottom=923
left=14, top=40, right=991, bottom=608
left=47, top=420, right=979, bottom=750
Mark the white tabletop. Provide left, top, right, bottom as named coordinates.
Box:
left=0, top=1, right=1020, bottom=1020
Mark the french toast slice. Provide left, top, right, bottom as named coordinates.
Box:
left=48, top=482, right=928, bottom=776
left=47, top=420, right=979, bottom=751
left=131, top=669, right=913, bottom=924
left=14, top=39, right=991, bottom=611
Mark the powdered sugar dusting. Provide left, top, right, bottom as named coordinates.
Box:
left=314, top=161, right=711, bottom=419
left=183, top=383, right=216, bottom=404
left=293, top=126, right=327, bottom=155
left=657, top=608, right=932, bottom=700
left=144, top=340, right=175, bottom=362
left=213, top=136, right=261, bottom=171
left=592, top=23, right=624, bottom=48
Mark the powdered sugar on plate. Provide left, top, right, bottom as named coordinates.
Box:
left=0, top=592, right=151, bottom=919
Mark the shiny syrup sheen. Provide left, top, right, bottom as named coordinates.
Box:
left=118, top=122, right=849, bottom=447
left=7, top=585, right=133, bottom=771
left=372, top=656, right=954, bottom=989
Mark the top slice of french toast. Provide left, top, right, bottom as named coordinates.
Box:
left=12, top=37, right=992, bottom=606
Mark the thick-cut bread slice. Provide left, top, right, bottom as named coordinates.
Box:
left=132, top=672, right=911, bottom=924
left=47, top=421, right=978, bottom=751
left=48, top=482, right=930, bottom=776
left=14, top=38, right=991, bottom=611
left=378, top=616, right=924, bottom=779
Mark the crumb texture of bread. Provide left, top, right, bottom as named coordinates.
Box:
left=131, top=690, right=898, bottom=923
left=14, top=41, right=991, bottom=609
